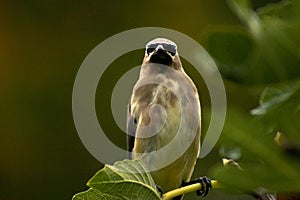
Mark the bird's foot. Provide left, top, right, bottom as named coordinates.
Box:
left=195, top=176, right=212, bottom=196
left=156, top=185, right=163, bottom=197
left=183, top=176, right=212, bottom=197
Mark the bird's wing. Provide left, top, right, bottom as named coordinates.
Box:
left=126, top=103, right=137, bottom=159
left=126, top=83, right=157, bottom=159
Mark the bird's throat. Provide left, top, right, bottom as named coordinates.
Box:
left=149, top=53, right=172, bottom=66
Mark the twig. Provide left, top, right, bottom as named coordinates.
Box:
left=162, top=180, right=220, bottom=200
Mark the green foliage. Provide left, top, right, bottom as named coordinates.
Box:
left=214, top=107, right=300, bottom=192
left=72, top=159, right=161, bottom=200
left=203, top=0, right=300, bottom=84
left=209, top=0, right=300, bottom=194
left=252, top=81, right=300, bottom=146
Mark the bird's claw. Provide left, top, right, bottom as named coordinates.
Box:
left=182, top=176, right=212, bottom=197
left=195, top=176, right=212, bottom=197
left=156, top=185, right=163, bottom=197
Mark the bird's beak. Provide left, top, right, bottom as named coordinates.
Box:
left=153, top=45, right=168, bottom=57
left=155, top=44, right=164, bottom=52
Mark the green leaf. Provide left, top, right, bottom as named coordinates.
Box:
left=251, top=80, right=300, bottom=145
left=204, top=30, right=253, bottom=66
left=73, top=189, right=107, bottom=200
left=202, top=29, right=254, bottom=82
left=259, top=86, right=290, bottom=105
left=227, top=0, right=260, bottom=35
left=203, top=0, right=300, bottom=84
left=72, top=159, right=161, bottom=200
left=250, top=85, right=294, bottom=115
left=213, top=110, right=300, bottom=192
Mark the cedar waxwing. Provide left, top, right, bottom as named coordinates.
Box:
left=127, top=38, right=210, bottom=199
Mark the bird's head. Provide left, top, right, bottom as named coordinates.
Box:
left=143, top=38, right=182, bottom=70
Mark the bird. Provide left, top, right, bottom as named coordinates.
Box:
left=127, top=38, right=210, bottom=199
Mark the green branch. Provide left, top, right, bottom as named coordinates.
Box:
left=163, top=180, right=220, bottom=200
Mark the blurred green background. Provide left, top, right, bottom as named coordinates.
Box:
left=2, top=0, right=300, bottom=199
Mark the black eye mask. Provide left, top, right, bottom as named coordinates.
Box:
left=146, top=43, right=177, bottom=56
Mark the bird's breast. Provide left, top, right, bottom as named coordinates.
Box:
left=131, top=71, right=200, bottom=155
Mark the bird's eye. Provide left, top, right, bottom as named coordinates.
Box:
left=146, top=47, right=155, bottom=55
left=163, top=44, right=176, bottom=56
left=168, top=51, right=176, bottom=56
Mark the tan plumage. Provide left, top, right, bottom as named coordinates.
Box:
left=127, top=38, right=201, bottom=196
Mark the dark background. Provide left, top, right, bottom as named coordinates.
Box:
left=0, top=0, right=282, bottom=199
